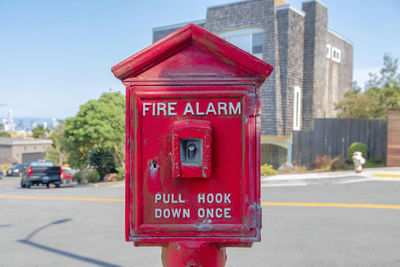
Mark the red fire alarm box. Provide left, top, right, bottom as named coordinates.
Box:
left=112, top=24, right=273, bottom=246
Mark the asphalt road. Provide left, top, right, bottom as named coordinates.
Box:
left=0, top=177, right=399, bottom=267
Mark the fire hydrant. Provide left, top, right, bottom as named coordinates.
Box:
left=352, top=151, right=366, bottom=173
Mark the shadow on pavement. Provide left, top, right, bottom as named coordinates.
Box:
left=18, top=219, right=121, bottom=267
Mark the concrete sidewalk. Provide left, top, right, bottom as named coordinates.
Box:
left=262, top=167, right=400, bottom=186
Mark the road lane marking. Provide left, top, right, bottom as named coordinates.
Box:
left=0, top=195, right=399, bottom=210
left=0, top=181, right=19, bottom=186
left=261, top=202, right=400, bottom=210
left=374, top=174, right=400, bottom=178
left=0, top=195, right=123, bottom=202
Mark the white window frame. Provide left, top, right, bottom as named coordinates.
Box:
left=326, top=44, right=331, bottom=59
left=218, top=27, right=264, bottom=59
left=332, top=47, right=341, bottom=63
left=293, top=86, right=302, bottom=131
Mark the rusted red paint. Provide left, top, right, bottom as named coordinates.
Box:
left=112, top=23, right=272, bottom=263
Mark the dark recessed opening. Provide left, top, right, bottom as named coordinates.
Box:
left=180, top=138, right=202, bottom=166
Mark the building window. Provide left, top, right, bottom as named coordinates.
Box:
left=226, top=34, right=251, bottom=52
left=252, top=33, right=263, bottom=55
left=326, top=44, right=331, bottom=59
left=332, top=47, right=341, bottom=63
left=293, top=86, right=302, bottom=131
left=218, top=28, right=264, bottom=58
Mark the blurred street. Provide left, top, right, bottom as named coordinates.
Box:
left=1, top=177, right=399, bottom=267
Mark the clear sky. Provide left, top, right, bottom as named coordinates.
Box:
left=1, top=0, right=399, bottom=119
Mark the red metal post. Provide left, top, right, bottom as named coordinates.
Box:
left=162, top=241, right=226, bottom=267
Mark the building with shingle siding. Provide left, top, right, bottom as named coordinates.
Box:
left=152, top=0, right=353, bottom=167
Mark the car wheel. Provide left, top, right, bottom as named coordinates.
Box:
left=26, top=182, right=31, bottom=189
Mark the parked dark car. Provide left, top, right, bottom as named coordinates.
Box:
left=6, top=163, right=28, bottom=177
left=21, top=160, right=61, bottom=188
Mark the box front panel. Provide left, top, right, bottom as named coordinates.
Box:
left=129, top=86, right=259, bottom=242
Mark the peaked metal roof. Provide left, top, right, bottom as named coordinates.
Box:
left=111, top=23, right=273, bottom=81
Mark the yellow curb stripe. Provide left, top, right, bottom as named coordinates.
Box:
left=374, top=174, right=400, bottom=178
left=261, top=202, right=400, bottom=210
left=0, top=182, right=19, bottom=186
left=0, top=195, right=123, bottom=202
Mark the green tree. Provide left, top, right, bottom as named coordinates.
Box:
left=89, top=147, right=116, bottom=180
left=32, top=124, right=49, bottom=138
left=0, top=123, right=11, bottom=137
left=45, top=121, right=68, bottom=166
left=336, top=54, right=400, bottom=119
left=64, top=92, right=125, bottom=175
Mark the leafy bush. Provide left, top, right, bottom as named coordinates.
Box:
left=73, top=169, right=98, bottom=184
left=261, top=164, right=277, bottom=176
left=371, top=157, right=384, bottom=164
left=116, top=166, right=125, bottom=181
left=312, top=155, right=334, bottom=171
left=331, top=156, right=346, bottom=170
left=347, top=142, right=369, bottom=161
left=87, top=171, right=98, bottom=183
left=73, top=171, right=82, bottom=183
